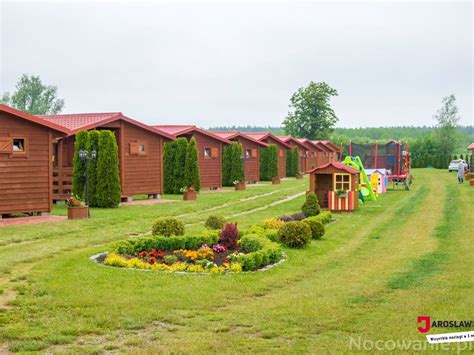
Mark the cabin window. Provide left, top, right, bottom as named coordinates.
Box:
left=130, top=141, right=147, bottom=155
left=246, top=149, right=252, bottom=158
left=12, top=138, right=26, bottom=154
left=138, top=144, right=146, bottom=155
left=334, top=173, right=351, bottom=191
left=204, top=148, right=211, bottom=158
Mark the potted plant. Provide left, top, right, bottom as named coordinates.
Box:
left=336, top=189, right=348, bottom=198
left=272, top=176, right=281, bottom=185
left=233, top=180, right=246, bottom=191
left=66, top=194, right=88, bottom=219
left=181, top=185, right=197, bottom=201
left=296, top=171, right=304, bottom=179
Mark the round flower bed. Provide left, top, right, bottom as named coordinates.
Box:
left=96, top=231, right=283, bottom=274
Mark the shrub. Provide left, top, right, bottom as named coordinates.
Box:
left=114, top=233, right=219, bottom=255
left=219, top=223, right=239, bottom=248
left=244, top=224, right=266, bottom=236
left=237, top=234, right=282, bottom=271
left=315, top=211, right=332, bottom=224
left=184, top=138, right=201, bottom=191
left=259, top=147, right=269, bottom=181
left=263, top=218, right=285, bottom=230
left=152, top=217, right=185, bottom=237
left=290, top=212, right=306, bottom=221
left=286, top=146, right=299, bottom=177
left=87, top=130, right=100, bottom=207
left=302, top=192, right=321, bottom=217
left=304, top=218, right=325, bottom=239
left=223, top=142, right=244, bottom=186
left=264, top=229, right=280, bottom=242
left=163, top=141, right=176, bottom=194
left=72, top=130, right=89, bottom=199
left=278, top=221, right=312, bottom=248
left=278, top=215, right=294, bottom=223
left=173, top=138, right=188, bottom=194
left=96, top=130, right=121, bottom=208
left=267, top=144, right=279, bottom=179
left=205, top=215, right=226, bottom=230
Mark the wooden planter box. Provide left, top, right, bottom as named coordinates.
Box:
left=470, top=180, right=474, bottom=186
left=272, top=177, right=281, bottom=185
left=296, top=174, right=304, bottom=179
left=67, top=206, right=88, bottom=220
left=234, top=182, right=246, bottom=191
left=183, top=191, right=197, bottom=201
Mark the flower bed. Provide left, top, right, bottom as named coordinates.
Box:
left=99, top=230, right=283, bottom=274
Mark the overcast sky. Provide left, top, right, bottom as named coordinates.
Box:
left=1, top=1, right=472, bottom=128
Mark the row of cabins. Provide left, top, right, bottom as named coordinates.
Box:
left=0, top=104, right=339, bottom=216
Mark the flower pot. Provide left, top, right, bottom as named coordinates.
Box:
left=234, top=182, right=246, bottom=191
left=183, top=191, right=197, bottom=200
left=272, top=177, right=281, bottom=185
left=470, top=180, right=474, bottom=186
left=337, top=192, right=348, bottom=198
left=67, top=206, right=88, bottom=220
left=296, top=174, right=304, bottom=179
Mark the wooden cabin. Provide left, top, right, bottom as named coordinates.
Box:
left=153, top=125, right=231, bottom=189
left=308, top=162, right=359, bottom=212
left=296, top=138, right=325, bottom=171
left=39, top=113, right=174, bottom=201
left=277, top=136, right=310, bottom=173
left=311, top=140, right=335, bottom=165
left=212, top=131, right=268, bottom=183
left=0, top=105, right=70, bottom=217
left=245, top=133, right=291, bottom=178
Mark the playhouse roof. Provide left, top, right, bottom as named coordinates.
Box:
left=245, top=132, right=292, bottom=149
left=153, top=125, right=231, bottom=144
left=39, top=112, right=174, bottom=139
left=212, top=131, right=268, bottom=147
left=307, top=161, right=359, bottom=175
left=365, top=168, right=388, bottom=175
left=1, top=104, right=70, bottom=134
left=467, top=143, right=474, bottom=150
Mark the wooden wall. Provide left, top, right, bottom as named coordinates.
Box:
left=191, top=132, right=223, bottom=189
left=235, top=136, right=261, bottom=183
left=0, top=112, right=54, bottom=214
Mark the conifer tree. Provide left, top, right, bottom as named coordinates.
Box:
left=184, top=138, right=201, bottom=191
left=222, top=144, right=232, bottom=186
left=72, top=131, right=89, bottom=199
left=96, top=130, right=121, bottom=207
left=267, top=144, right=279, bottom=179
left=163, top=141, right=176, bottom=194
left=87, top=130, right=100, bottom=207
left=259, top=147, right=269, bottom=181
left=230, top=142, right=244, bottom=183
left=292, top=147, right=299, bottom=174
left=173, top=138, right=188, bottom=194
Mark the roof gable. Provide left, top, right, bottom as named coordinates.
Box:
left=245, top=132, right=291, bottom=149
left=308, top=161, right=359, bottom=174
left=0, top=104, right=70, bottom=134
left=153, top=125, right=231, bottom=144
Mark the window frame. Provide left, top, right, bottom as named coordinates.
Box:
left=204, top=147, right=212, bottom=159
left=333, top=173, right=351, bottom=191
left=11, top=136, right=28, bottom=158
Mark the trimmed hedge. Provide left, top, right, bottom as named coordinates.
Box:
left=309, top=211, right=332, bottom=224
left=205, top=215, right=226, bottom=230
left=152, top=217, right=185, bottom=237
left=237, top=234, right=282, bottom=271
left=304, top=218, right=325, bottom=239
left=278, top=221, right=312, bottom=248
left=114, top=232, right=220, bottom=255
left=96, top=130, right=121, bottom=208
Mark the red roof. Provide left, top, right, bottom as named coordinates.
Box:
left=312, top=140, right=333, bottom=152
left=468, top=143, right=474, bottom=150
left=153, top=125, right=231, bottom=144
left=212, top=131, right=268, bottom=147
left=39, top=112, right=174, bottom=140
left=297, top=138, right=324, bottom=151
left=0, top=104, right=70, bottom=134
left=307, top=161, right=359, bottom=174
left=277, top=135, right=309, bottom=150
left=245, top=132, right=291, bottom=149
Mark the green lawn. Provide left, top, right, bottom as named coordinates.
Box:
left=0, top=170, right=472, bottom=353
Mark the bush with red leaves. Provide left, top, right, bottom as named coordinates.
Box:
left=219, top=223, right=239, bottom=249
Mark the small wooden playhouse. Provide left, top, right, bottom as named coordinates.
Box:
left=308, top=162, right=360, bottom=212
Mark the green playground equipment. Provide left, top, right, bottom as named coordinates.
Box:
left=342, top=156, right=377, bottom=202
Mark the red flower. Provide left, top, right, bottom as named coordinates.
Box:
left=156, top=250, right=165, bottom=258
left=138, top=251, right=149, bottom=258
left=148, top=257, right=157, bottom=264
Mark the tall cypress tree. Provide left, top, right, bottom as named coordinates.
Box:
left=163, top=141, right=176, bottom=194
left=87, top=130, right=100, bottom=207
left=72, top=131, right=89, bottom=199
left=222, top=144, right=232, bottom=186
left=286, top=148, right=293, bottom=177
left=230, top=142, right=244, bottom=183
left=96, top=130, right=121, bottom=208
left=184, top=138, right=201, bottom=191
left=267, top=144, right=279, bottom=179
left=292, top=147, right=299, bottom=174
left=173, top=137, right=188, bottom=194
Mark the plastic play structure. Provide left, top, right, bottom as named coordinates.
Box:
left=365, top=168, right=388, bottom=194
left=342, top=156, right=377, bottom=202
left=344, top=141, right=412, bottom=190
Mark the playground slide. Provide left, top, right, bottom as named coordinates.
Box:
left=342, top=156, right=377, bottom=202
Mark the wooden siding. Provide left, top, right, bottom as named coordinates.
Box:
left=264, top=136, right=287, bottom=178
left=190, top=132, right=222, bottom=189
left=0, top=112, right=54, bottom=214
left=235, top=137, right=261, bottom=183
left=121, top=121, right=164, bottom=196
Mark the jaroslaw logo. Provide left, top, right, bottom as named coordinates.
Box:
left=417, top=316, right=473, bottom=333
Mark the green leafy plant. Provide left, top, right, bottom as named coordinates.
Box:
left=286, top=146, right=299, bottom=177
left=278, top=221, right=312, bottom=248
left=237, top=234, right=282, bottom=271
left=72, top=130, right=89, bottom=200
left=205, top=215, right=226, bottom=230
left=87, top=130, right=100, bottom=207
left=303, top=218, right=325, bottom=239
left=302, top=192, right=321, bottom=217
left=163, top=141, right=176, bottom=194
left=222, top=142, right=244, bottom=186
left=152, top=217, right=185, bottom=237
left=184, top=138, right=201, bottom=191
left=173, top=138, right=188, bottom=194
left=267, top=144, right=280, bottom=179
left=95, top=130, right=121, bottom=208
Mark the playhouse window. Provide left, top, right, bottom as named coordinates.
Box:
left=334, top=173, right=350, bottom=191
